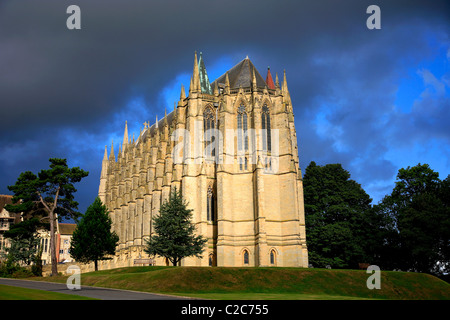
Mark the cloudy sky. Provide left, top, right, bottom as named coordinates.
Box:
left=1, top=0, right=449, bottom=215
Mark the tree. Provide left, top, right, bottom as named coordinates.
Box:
left=3, top=218, right=45, bottom=266
left=69, top=197, right=119, bottom=271
left=377, top=164, right=450, bottom=275
left=144, top=188, right=207, bottom=266
left=303, top=161, right=375, bottom=268
left=6, top=158, right=88, bottom=276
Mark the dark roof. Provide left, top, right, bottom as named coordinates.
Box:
left=59, top=223, right=77, bottom=235
left=0, top=195, right=13, bottom=212
left=211, top=57, right=267, bottom=89
left=0, top=195, right=21, bottom=223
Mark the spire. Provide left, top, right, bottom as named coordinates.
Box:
left=123, top=121, right=129, bottom=146
left=164, top=108, right=168, bottom=126
left=109, top=140, right=115, bottom=161
left=198, top=52, right=212, bottom=94
left=282, top=69, right=292, bottom=104
left=252, top=68, right=257, bottom=90
left=225, top=72, right=230, bottom=94
left=180, top=84, right=186, bottom=100
left=282, top=69, right=289, bottom=93
left=99, top=145, right=109, bottom=198
left=155, top=115, right=159, bottom=129
left=103, top=145, right=108, bottom=161
left=275, top=72, right=281, bottom=95
left=189, top=75, right=194, bottom=95
left=190, top=51, right=200, bottom=93
left=265, top=67, right=275, bottom=90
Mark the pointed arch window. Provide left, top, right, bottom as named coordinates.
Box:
left=270, top=249, right=277, bottom=265
left=209, top=253, right=216, bottom=267
left=243, top=249, right=249, bottom=265
left=262, top=105, right=271, bottom=152
left=203, top=107, right=215, bottom=159
left=237, top=105, right=248, bottom=152
left=207, top=186, right=215, bottom=222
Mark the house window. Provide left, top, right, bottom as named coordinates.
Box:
left=262, top=105, right=271, bottom=152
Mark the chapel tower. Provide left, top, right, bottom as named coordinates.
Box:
left=98, top=52, right=308, bottom=268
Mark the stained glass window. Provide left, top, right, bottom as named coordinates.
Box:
left=204, top=107, right=215, bottom=158
left=262, top=105, right=271, bottom=152
left=237, top=105, right=248, bottom=152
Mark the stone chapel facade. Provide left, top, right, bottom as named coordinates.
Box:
left=97, top=52, right=308, bottom=269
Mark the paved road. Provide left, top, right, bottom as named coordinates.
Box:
left=0, top=278, right=191, bottom=300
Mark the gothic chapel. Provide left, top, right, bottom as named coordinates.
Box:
left=98, top=52, right=308, bottom=268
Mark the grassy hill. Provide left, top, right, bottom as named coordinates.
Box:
left=37, top=266, right=450, bottom=300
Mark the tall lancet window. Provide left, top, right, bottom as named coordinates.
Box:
left=237, top=105, right=248, bottom=152
left=262, top=104, right=271, bottom=152
left=207, top=186, right=215, bottom=222
left=203, top=107, right=215, bottom=159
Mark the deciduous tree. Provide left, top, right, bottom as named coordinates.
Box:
left=303, top=161, right=374, bottom=268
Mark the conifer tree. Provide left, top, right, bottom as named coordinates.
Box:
left=145, top=188, right=207, bottom=266
left=70, top=197, right=119, bottom=271
left=6, top=158, right=88, bottom=276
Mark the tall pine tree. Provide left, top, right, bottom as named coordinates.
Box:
left=70, top=197, right=118, bottom=271
left=6, top=158, right=88, bottom=276
left=145, top=188, right=207, bottom=266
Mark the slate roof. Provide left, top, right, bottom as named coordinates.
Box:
left=211, top=57, right=267, bottom=89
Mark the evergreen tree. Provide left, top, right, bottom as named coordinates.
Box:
left=145, top=189, right=207, bottom=266
left=6, top=158, right=88, bottom=276
left=70, top=197, right=119, bottom=271
left=3, top=218, right=44, bottom=266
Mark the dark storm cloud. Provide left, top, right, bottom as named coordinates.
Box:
left=1, top=0, right=449, bottom=210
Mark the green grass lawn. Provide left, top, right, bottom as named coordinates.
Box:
left=30, top=266, right=450, bottom=300
left=0, top=284, right=97, bottom=300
